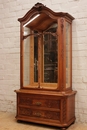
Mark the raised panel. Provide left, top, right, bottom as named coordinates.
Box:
left=18, top=94, right=60, bottom=109
left=19, top=107, right=60, bottom=121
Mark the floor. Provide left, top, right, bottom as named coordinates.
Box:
left=0, top=112, right=87, bottom=130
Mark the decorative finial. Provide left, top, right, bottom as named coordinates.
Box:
left=33, top=2, right=45, bottom=11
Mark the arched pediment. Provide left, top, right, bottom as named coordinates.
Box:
left=18, top=3, right=74, bottom=31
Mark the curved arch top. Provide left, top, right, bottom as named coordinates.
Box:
left=18, top=3, right=74, bottom=31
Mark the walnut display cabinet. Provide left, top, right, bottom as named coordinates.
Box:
left=15, top=3, right=76, bottom=130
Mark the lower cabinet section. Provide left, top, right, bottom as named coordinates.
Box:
left=15, top=89, right=76, bottom=129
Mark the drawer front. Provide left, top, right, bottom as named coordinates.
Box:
left=18, top=94, right=60, bottom=109
left=19, top=107, right=60, bottom=120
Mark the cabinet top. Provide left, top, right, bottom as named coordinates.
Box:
left=18, top=3, right=74, bottom=31
left=15, top=89, right=77, bottom=96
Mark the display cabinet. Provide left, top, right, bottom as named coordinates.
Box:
left=15, top=3, right=76, bottom=130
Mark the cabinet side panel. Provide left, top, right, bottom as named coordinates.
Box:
left=67, top=94, right=75, bottom=122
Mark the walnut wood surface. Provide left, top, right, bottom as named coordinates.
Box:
left=15, top=2, right=76, bottom=130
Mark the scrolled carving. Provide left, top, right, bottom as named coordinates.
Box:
left=60, top=18, right=64, bottom=32
left=19, top=107, right=32, bottom=116
left=45, top=111, right=60, bottom=120
left=33, top=2, right=45, bottom=11
left=45, top=100, right=60, bottom=108
left=19, top=97, right=32, bottom=106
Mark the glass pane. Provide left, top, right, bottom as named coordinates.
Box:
left=23, top=27, right=30, bottom=86
left=34, top=31, right=38, bottom=82
left=66, top=22, right=70, bottom=88
left=44, top=24, right=58, bottom=83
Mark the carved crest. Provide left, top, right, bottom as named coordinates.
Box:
left=33, top=2, right=45, bottom=11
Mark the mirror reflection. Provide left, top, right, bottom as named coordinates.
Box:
left=23, top=27, right=30, bottom=86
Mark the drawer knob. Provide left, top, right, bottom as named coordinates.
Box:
left=34, top=112, right=41, bottom=117
left=35, top=102, right=42, bottom=106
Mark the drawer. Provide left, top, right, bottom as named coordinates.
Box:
left=18, top=94, right=60, bottom=109
left=19, top=107, right=60, bottom=120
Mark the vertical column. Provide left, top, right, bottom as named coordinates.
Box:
left=20, top=23, right=24, bottom=88
left=58, top=18, right=65, bottom=91
left=38, top=34, right=42, bottom=88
